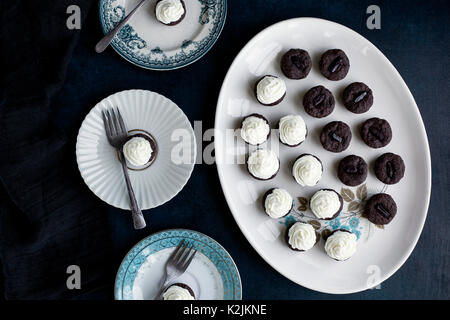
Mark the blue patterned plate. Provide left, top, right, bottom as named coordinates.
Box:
left=114, top=229, right=242, bottom=300
left=99, top=0, right=227, bottom=70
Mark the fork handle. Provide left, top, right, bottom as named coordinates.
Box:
left=119, top=151, right=146, bottom=229
left=154, top=282, right=168, bottom=300
left=95, top=0, right=148, bottom=53
left=154, top=275, right=175, bottom=300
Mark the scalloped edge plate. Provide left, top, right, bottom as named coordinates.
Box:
left=76, top=89, right=196, bottom=210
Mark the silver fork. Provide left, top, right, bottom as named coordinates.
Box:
left=102, top=107, right=146, bottom=229
left=155, top=239, right=197, bottom=299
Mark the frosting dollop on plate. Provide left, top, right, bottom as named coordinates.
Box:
left=264, top=188, right=292, bottom=218
left=240, top=115, right=270, bottom=145
left=279, top=115, right=307, bottom=146
left=247, top=149, right=279, bottom=180
left=325, top=231, right=357, bottom=261
left=292, top=154, right=322, bottom=186
left=288, top=222, right=317, bottom=251
left=310, top=189, right=341, bottom=219
left=256, top=75, right=286, bottom=105
left=155, top=0, right=185, bottom=25
left=123, top=136, right=153, bottom=166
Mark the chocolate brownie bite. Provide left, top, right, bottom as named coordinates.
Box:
left=343, top=82, right=374, bottom=114
left=361, top=117, right=392, bottom=148
left=319, top=49, right=350, bottom=81
left=285, top=222, right=320, bottom=252
left=303, top=85, right=335, bottom=118
left=338, top=155, right=368, bottom=186
left=320, top=121, right=352, bottom=153
left=240, top=114, right=270, bottom=146
left=364, top=193, right=397, bottom=225
left=263, top=188, right=293, bottom=219
left=280, top=49, right=312, bottom=79
left=254, top=75, right=286, bottom=106
left=374, top=153, right=405, bottom=184
left=155, top=0, right=186, bottom=26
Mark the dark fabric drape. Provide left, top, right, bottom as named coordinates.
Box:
left=0, top=0, right=112, bottom=299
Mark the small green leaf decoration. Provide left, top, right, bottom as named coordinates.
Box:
left=356, top=184, right=368, bottom=201
left=298, top=197, right=308, bottom=206
left=375, top=224, right=385, bottom=230
left=298, top=205, right=307, bottom=212
left=340, top=188, right=355, bottom=202
left=308, top=220, right=321, bottom=230
left=347, top=201, right=361, bottom=212
left=321, top=229, right=332, bottom=239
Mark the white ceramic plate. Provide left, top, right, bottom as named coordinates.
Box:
left=114, top=229, right=242, bottom=300
left=215, top=18, right=431, bottom=294
left=76, top=89, right=196, bottom=210
left=99, top=0, right=227, bottom=70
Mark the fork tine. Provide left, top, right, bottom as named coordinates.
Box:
left=180, top=248, right=196, bottom=272
left=102, top=110, right=111, bottom=138
left=168, top=240, right=185, bottom=262
left=173, top=242, right=189, bottom=264
left=110, top=109, right=118, bottom=135
left=111, top=108, right=121, bottom=135
left=177, top=244, right=194, bottom=267
left=107, top=109, right=116, bottom=136
left=106, top=110, right=115, bottom=137
left=116, top=108, right=127, bottom=134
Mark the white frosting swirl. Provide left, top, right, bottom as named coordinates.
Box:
left=256, top=76, right=286, bottom=105
left=310, top=190, right=341, bottom=219
left=241, top=115, right=270, bottom=145
left=123, top=137, right=152, bottom=166
left=155, top=0, right=185, bottom=24
left=288, top=222, right=317, bottom=251
left=247, top=149, right=279, bottom=180
left=264, top=188, right=292, bottom=218
left=162, top=285, right=195, bottom=300
left=325, top=231, right=357, bottom=261
left=292, top=155, right=322, bottom=186
left=279, top=115, right=307, bottom=146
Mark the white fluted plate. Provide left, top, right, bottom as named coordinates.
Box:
left=76, top=89, right=196, bottom=210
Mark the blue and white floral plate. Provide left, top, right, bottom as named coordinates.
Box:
left=115, top=229, right=242, bottom=300
left=99, top=0, right=227, bottom=70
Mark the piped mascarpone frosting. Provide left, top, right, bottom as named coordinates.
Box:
left=155, top=0, right=185, bottom=25
left=324, top=231, right=357, bottom=261
left=310, top=190, right=341, bottom=219
left=247, top=149, right=279, bottom=180
left=256, top=76, right=286, bottom=105
left=292, top=155, right=322, bottom=186
left=123, top=137, right=152, bottom=166
left=288, top=222, right=317, bottom=251
left=264, top=188, right=292, bottom=218
left=240, top=115, right=270, bottom=145
left=162, top=285, right=195, bottom=300
left=279, top=115, right=307, bottom=146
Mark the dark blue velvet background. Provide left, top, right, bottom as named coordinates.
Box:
left=53, top=0, right=450, bottom=299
